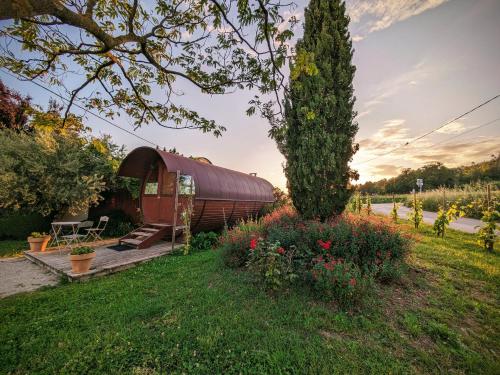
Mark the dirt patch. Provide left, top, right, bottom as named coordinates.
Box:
left=0, top=258, right=59, bottom=298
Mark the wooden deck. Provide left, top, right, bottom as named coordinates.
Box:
left=24, top=241, right=182, bottom=281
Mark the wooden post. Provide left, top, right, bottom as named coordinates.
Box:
left=171, top=170, right=180, bottom=251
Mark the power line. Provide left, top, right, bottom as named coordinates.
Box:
left=0, top=68, right=159, bottom=147
left=354, top=93, right=500, bottom=166
left=428, top=117, right=500, bottom=148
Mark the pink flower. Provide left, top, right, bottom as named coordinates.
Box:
left=277, top=247, right=285, bottom=255
left=349, top=278, right=357, bottom=287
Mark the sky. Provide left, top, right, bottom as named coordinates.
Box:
left=1, top=0, right=499, bottom=190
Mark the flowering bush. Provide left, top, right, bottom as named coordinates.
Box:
left=220, top=219, right=261, bottom=267
left=247, top=240, right=298, bottom=290
left=220, top=206, right=412, bottom=307
left=311, top=254, right=371, bottom=308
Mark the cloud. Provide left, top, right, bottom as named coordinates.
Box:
left=352, top=35, right=364, bottom=42
left=371, top=164, right=402, bottom=177
left=409, top=137, right=500, bottom=165
left=355, top=59, right=448, bottom=119
left=436, top=121, right=467, bottom=135
left=357, top=118, right=410, bottom=152
left=347, top=0, right=450, bottom=39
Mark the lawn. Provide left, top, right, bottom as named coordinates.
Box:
left=0, top=224, right=498, bottom=374
left=0, top=240, right=28, bottom=258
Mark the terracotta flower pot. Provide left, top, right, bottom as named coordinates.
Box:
left=70, top=252, right=96, bottom=274
left=27, top=236, right=51, bottom=252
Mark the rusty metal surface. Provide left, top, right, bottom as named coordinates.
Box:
left=118, top=146, right=274, bottom=203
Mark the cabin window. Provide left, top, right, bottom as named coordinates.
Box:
left=144, top=165, right=159, bottom=195
left=179, top=175, right=195, bottom=195
left=161, top=172, right=176, bottom=195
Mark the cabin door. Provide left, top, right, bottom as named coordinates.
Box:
left=157, top=169, right=177, bottom=223
left=141, top=164, right=178, bottom=224
left=141, top=163, right=161, bottom=223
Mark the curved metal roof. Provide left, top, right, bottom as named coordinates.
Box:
left=118, top=146, right=274, bottom=202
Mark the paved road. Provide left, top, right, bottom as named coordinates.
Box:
left=372, top=203, right=486, bottom=234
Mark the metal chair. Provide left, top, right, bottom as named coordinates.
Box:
left=85, top=216, right=109, bottom=242
left=60, top=221, right=93, bottom=250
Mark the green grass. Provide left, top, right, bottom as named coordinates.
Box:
left=0, top=240, right=28, bottom=257
left=0, top=225, right=499, bottom=374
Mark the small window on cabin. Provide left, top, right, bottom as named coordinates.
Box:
left=179, top=175, right=195, bottom=195
left=144, top=164, right=159, bottom=195
left=161, top=172, right=176, bottom=195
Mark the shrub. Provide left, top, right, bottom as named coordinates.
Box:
left=310, top=254, right=372, bottom=308
left=70, top=246, right=95, bottom=255
left=0, top=210, right=52, bottom=240
left=246, top=240, right=298, bottom=290
left=433, top=203, right=464, bottom=238
left=477, top=210, right=499, bottom=252
left=220, top=218, right=261, bottom=268
left=220, top=206, right=412, bottom=306
left=97, top=209, right=135, bottom=237
left=354, top=192, right=362, bottom=214
left=190, top=232, right=219, bottom=252
left=391, top=201, right=399, bottom=223
left=408, top=195, right=423, bottom=229
left=365, top=195, right=372, bottom=215
left=261, top=205, right=299, bottom=231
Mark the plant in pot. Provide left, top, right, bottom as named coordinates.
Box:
left=69, top=246, right=96, bottom=274
left=27, top=232, right=51, bottom=252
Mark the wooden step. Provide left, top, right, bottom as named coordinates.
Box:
left=119, top=224, right=171, bottom=249
left=132, top=231, right=153, bottom=236
left=121, top=239, right=142, bottom=245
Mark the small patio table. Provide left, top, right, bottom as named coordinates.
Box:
left=50, top=221, right=81, bottom=250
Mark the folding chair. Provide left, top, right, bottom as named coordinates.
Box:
left=60, top=220, right=93, bottom=250
left=85, top=216, right=109, bottom=242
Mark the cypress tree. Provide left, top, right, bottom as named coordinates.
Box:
left=283, top=0, right=358, bottom=220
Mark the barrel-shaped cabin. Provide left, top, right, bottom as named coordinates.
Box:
left=117, top=147, right=273, bottom=248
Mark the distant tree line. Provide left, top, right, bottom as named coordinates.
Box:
left=357, top=156, right=500, bottom=194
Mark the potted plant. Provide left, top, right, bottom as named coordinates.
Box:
left=69, top=246, right=96, bottom=274
left=27, top=232, right=51, bottom=252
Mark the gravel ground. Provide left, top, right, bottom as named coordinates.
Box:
left=0, top=258, right=59, bottom=298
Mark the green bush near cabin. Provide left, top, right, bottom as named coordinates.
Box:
left=0, top=210, right=52, bottom=240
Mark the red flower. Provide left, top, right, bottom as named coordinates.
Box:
left=250, top=239, right=257, bottom=250
left=349, top=278, right=357, bottom=286
left=317, top=239, right=332, bottom=250
left=277, top=247, right=285, bottom=255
